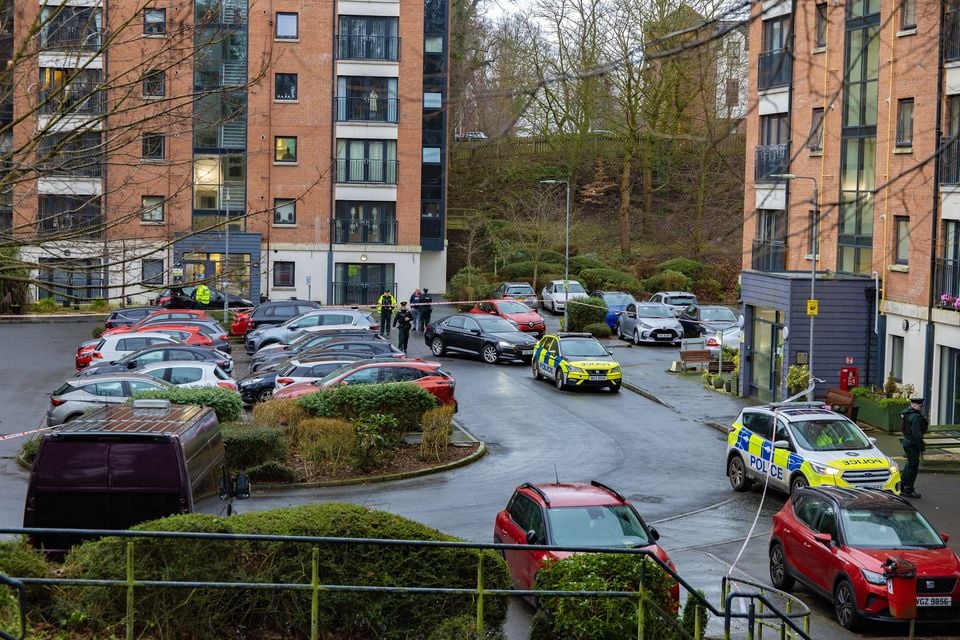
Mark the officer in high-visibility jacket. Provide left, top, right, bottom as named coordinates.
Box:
left=376, top=289, right=397, bottom=337
left=195, top=283, right=211, bottom=306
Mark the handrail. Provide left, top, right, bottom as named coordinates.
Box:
left=722, top=575, right=812, bottom=639
left=0, top=573, right=25, bottom=640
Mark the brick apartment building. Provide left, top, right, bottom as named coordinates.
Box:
left=739, top=0, right=960, bottom=422
left=0, top=0, right=448, bottom=307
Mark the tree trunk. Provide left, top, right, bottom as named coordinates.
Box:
left=642, top=161, right=653, bottom=238
left=618, top=148, right=633, bottom=256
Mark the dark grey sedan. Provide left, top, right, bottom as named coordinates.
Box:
left=424, top=314, right=537, bottom=364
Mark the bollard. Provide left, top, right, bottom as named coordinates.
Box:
left=125, top=541, right=135, bottom=640
left=476, top=551, right=485, bottom=637
left=311, top=547, right=319, bottom=640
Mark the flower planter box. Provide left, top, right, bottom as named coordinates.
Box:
left=853, top=395, right=908, bottom=432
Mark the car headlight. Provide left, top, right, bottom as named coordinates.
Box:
left=498, top=341, right=513, bottom=348
left=860, top=568, right=886, bottom=585
left=639, top=321, right=652, bottom=329
left=808, top=461, right=839, bottom=476
left=240, top=378, right=263, bottom=386
left=567, top=365, right=583, bottom=373
left=889, top=462, right=898, bottom=473
left=610, top=364, right=621, bottom=372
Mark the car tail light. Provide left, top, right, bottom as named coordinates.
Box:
left=219, top=334, right=228, bottom=341
left=370, top=323, right=380, bottom=331
left=277, top=377, right=293, bottom=386
left=91, top=352, right=103, bottom=359
left=202, top=337, right=213, bottom=345
left=216, top=381, right=237, bottom=390
left=50, top=397, right=67, bottom=406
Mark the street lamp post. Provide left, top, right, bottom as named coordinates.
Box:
left=771, top=173, right=819, bottom=399
left=540, top=179, right=571, bottom=329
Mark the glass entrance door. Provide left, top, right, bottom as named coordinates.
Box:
left=750, top=307, right=784, bottom=402
left=939, top=346, right=960, bottom=424
left=334, top=263, right=395, bottom=305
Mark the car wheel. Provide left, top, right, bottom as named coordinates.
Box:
left=481, top=344, right=500, bottom=364
left=789, top=474, right=809, bottom=495
left=834, top=579, right=862, bottom=630
left=555, top=369, right=566, bottom=390
left=532, top=359, right=543, bottom=380
left=430, top=337, right=446, bottom=356
left=633, top=329, right=642, bottom=346
left=609, top=381, right=621, bottom=393
left=64, top=413, right=83, bottom=423
left=769, top=542, right=795, bottom=592
left=616, top=322, right=624, bottom=340
left=256, top=388, right=272, bottom=404
left=727, top=455, right=753, bottom=492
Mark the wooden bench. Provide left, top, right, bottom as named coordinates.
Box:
left=679, top=349, right=713, bottom=371
left=825, top=387, right=859, bottom=420
left=707, top=360, right=736, bottom=374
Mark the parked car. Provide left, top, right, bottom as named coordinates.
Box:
left=540, top=280, right=589, bottom=314
left=648, top=291, right=698, bottom=317
left=104, top=306, right=160, bottom=329
left=769, top=487, right=960, bottom=629
left=424, top=314, right=538, bottom=364
left=272, top=357, right=370, bottom=394
left=138, top=319, right=232, bottom=354
left=241, top=299, right=324, bottom=334
left=238, top=355, right=364, bottom=404
left=678, top=305, right=738, bottom=338
left=245, top=309, right=377, bottom=354
left=273, top=358, right=457, bottom=407
left=493, top=481, right=677, bottom=600
left=705, top=326, right=740, bottom=358
left=457, top=131, right=488, bottom=141
left=138, top=361, right=237, bottom=390
left=591, top=291, right=637, bottom=329
left=153, top=286, right=254, bottom=310
left=84, top=333, right=180, bottom=367
left=469, top=300, right=546, bottom=337
left=137, top=323, right=216, bottom=348
left=493, top=282, right=539, bottom=309
left=531, top=332, right=622, bottom=392
left=78, top=343, right=234, bottom=376
left=47, top=373, right=174, bottom=426
left=75, top=338, right=101, bottom=370
left=248, top=331, right=387, bottom=371
left=103, top=309, right=214, bottom=336
left=615, top=302, right=684, bottom=346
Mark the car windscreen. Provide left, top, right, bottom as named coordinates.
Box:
left=476, top=317, right=519, bottom=333
left=507, top=286, right=534, bottom=295
left=497, top=301, right=531, bottom=314
left=546, top=505, right=651, bottom=548
left=561, top=338, right=608, bottom=358
left=789, top=418, right=872, bottom=451
left=603, top=294, right=634, bottom=307
left=701, top=308, right=737, bottom=322
left=52, top=382, right=77, bottom=396
left=566, top=283, right=586, bottom=294
left=315, top=364, right=361, bottom=385
left=666, top=295, right=696, bottom=306
left=635, top=305, right=674, bottom=318
left=840, top=507, right=945, bottom=549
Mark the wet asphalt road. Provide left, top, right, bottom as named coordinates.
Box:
left=2, top=316, right=959, bottom=639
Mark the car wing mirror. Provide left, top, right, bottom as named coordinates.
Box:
left=773, top=440, right=791, bottom=449
left=868, top=437, right=877, bottom=444
left=288, top=324, right=300, bottom=330
left=127, top=361, right=138, bottom=369
left=628, top=312, right=636, bottom=318
left=813, top=532, right=832, bottom=545
left=941, top=533, right=950, bottom=543
left=648, top=526, right=660, bottom=541
left=606, top=349, right=613, bottom=356
left=525, top=530, right=538, bottom=545
left=471, top=329, right=481, bottom=335
left=219, top=470, right=251, bottom=501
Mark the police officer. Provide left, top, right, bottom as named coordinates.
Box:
left=900, top=397, right=928, bottom=499
left=377, top=289, right=397, bottom=337
left=195, top=282, right=211, bottom=307
left=419, top=288, right=433, bottom=331
left=393, top=301, right=413, bottom=353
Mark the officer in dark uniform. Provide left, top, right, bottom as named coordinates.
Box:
left=900, top=397, right=928, bottom=499
left=393, top=301, right=413, bottom=353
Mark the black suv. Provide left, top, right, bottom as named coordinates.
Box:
left=246, top=300, right=322, bottom=332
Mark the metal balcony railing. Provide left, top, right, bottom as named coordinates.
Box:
left=336, top=158, right=398, bottom=184
left=758, top=48, right=791, bottom=90
left=336, top=35, right=400, bottom=61
left=420, top=216, right=443, bottom=240
left=936, top=258, right=960, bottom=300
left=946, top=10, right=960, bottom=62
left=40, top=26, right=102, bottom=51
left=940, top=137, right=960, bottom=185
left=334, top=219, right=398, bottom=244
left=335, top=96, right=399, bottom=123
left=754, top=144, right=788, bottom=183
left=751, top=238, right=787, bottom=272
left=39, top=86, right=104, bottom=116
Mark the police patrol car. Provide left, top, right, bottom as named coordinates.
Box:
left=726, top=403, right=900, bottom=495
left=531, top=332, right=622, bottom=392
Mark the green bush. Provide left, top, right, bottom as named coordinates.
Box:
left=428, top=614, right=507, bottom=640
left=448, top=267, right=493, bottom=306
left=297, top=383, right=439, bottom=435
left=879, top=397, right=911, bottom=410
left=32, top=298, right=59, bottom=313
left=692, top=278, right=724, bottom=302
left=0, top=539, right=53, bottom=609
left=642, top=270, right=691, bottom=293
left=420, top=405, right=455, bottom=461
left=655, top=258, right=704, bottom=279
left=222, top=424, right=286, bottom=470
left=132, top=386, right=243, bottom=422
left=567, top=296, right=608, bottom=331
left=569, top=253, right=607, bottom=272
left=578, top=268, right=642, bottom=293
left=530, top=553, right=705, bottom=640
left=88, top=298, right=110, bottom=312
left=18, top=437, right=40, bottom=467
left=583, top=322, right=612, bottom=338
left=498, top=261, right=562, bottom=280
left=91, top=325, right=105, bottom=339
left=352, top=413, right=399, bottom=471
left=58, top=504, right=510, bottom=639
left=787, top=365, right=811, bottom=395
left=243, top=460, right=298, bottom=482
left=291, top=417, right=357, bottom=474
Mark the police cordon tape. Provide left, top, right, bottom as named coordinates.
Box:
left=0, top=425, right=57, bottom=442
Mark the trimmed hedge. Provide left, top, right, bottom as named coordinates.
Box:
left=221, top=423, right=286, bottom=470
left=578, top=268, right=642, bottom=293
left=569, top=254, right=607, bottom=272
left=567, top=296, right=608, bottom=331
left=0, top=539, right=52, bottom=608
left=132, top=386, right=243, bottom=422
left=448, top=266, right=493, bottom=306
left=583, top=322, right=612, bottom=338
left=642, top=270, right=691, bottom=294
left=296, top=383, right=439, bottom=434
left=243, top=460, right=298, bottom=482
left=655, top=258, right=704, bottom=279
left=58, top=504, right=510, bottom=639
left=692, top=278, right=724, bottom=303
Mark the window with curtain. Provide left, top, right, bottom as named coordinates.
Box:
left=896, top=98, right=914, bottom=147
left=336, top=140, right=397, bottom=183
left=808, top=108, right=824, bottom=150
left=895, top=216, right=909, bottom=265
left=815, top=4, right=827, bottom=47
left=274, top=261, right=295, bottom=287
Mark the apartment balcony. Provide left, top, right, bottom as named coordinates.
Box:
left=39, top=87, right=104, bottom=116
left=40, top=26, right=102, bottom=51
left=335, top=96, right=399, bottom=124
left=941, top=137, right=960, bottom=185
left=336, top=159, right=398, bottom=184
left=754, top=144, right=788, bottom=183
left=946, top=9, right=960, bottom=63
left=936, top=258, right=960, bottom=300
left=334, top=219, right=398, bottom=244
left=758, top=48, right=791, bottom=91
left=751, top=238, right=787, bottom=272
left=336, top=35, right=400, bottom=62
left=37, top=204, right=103, bottom=240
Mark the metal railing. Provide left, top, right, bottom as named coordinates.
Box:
left=751, top=238, right=787, bottom=272
left=758, top=48, right=791, bottom=90
left=946, top=9, right=960, bottom=62
left=935, top=257, right=960, bottom=299
left=335, top=158, right=398, bottom=184
left=38, top=86, right=104, bottom=116
left=335, top=96, right=399, bottom=123
left=420, top=216, right=443, bottom=240
left=754, top=144, right=788, bottom=183
left=940, top=137, right=960, bottom=185
left=332, top=281, right=396, bottom=306
left=334, top=219, right=398, bottom=244
left=336, top=35, right=400, bottom=61
left=0, top=526, right=812, bottom=640
left=40, top=26, right=102, bottom=51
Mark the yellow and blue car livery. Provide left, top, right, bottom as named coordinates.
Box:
left=726, top=407, right=900, bottom=495
left=531, top=332, right=622, bottom=392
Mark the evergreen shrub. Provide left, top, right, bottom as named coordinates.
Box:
left=132, top=386, right=242, bottom=422
left=567, top=296, right=607, bottom=331
left=296, top=383, right=438, bottom=435
left=579, top=268, right=642, bottom=292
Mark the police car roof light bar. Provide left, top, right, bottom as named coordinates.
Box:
left=590, top=480, right=626, bottom=502
left=767, top=401, right=828, bottom=410
left=521, top=483, right=551, bottom=505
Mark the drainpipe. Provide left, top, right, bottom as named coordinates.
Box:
left=326, top=0, right=338, bottom=305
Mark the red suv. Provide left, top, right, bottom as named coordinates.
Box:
left=493, top=481, right=677, bottom=599
left=469, top=300, right=546, bottom=337
left=770, top=487, right=960, bottom=629
left=102, top=309, right=214, bottom=336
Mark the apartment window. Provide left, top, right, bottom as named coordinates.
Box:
left=815, top=4, right=827, bottom=48
left=274, top=137, right=297, bottom=163
left=142, top=195, right=164, bottom=222
left=424, top=92, right=442, bottom=109
left=895, top=216, right=909, bottom=265
left=808, top=108, right=825, bottom=151
left=276, top=13, right=298, bottom=39
left=143, top=8, right=165, bottom=35
left=142, top=70, right=165, bottom=97
left=425, top=36, right=443, bottom=53
left=142, top=134, right=164, bottom=160
left=725, top=78, right=739, bottom=108
left=759, top=15, right=791, bottom=89
left=336, top=139, right=398, bottom=183
left=760, top=114, right=789, bottom=145
left=275, top=73, right=297, bottom=100
left=891, top=335, right=904, bottom=382
left=142, top=259, right=164, bottom=285
left=422, top=147, right=441, bottom=163
left=337, top=16, right=399, bottom=61
left=274, top=199, right=296, bottom=225
left=273, top=261, right=295, bottom=287
left=896, top=98, right=914, bottom=148
left=336, top=77, right=398, bottom=123
left=900, top=0, right=917, bottom=30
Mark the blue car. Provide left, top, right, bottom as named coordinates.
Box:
left=592, top=291, right=637, bottom=329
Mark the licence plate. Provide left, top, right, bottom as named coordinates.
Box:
left=655, top=332, right=671, bottom=338
left=521, top=350, right=533, bottom=355
left=588, top=374, right=607, bottom=381
left=917, top=596, right=952, bottom=607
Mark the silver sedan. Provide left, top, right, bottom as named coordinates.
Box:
left=615, top=302, right=684, bottom=346
left=47, top=373, right=173, bottom=426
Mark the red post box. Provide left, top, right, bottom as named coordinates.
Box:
left=839, top=367, right=859, bottom=391
left=883, top=557, right=917, bottom=619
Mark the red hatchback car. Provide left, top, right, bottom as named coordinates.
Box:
left=493, top=481, right=678, bottom=599
left=470, top=300, right=546, bottom=337
left=770, top=487, right=960, bottom=629
left=102, top=309, right=214, bottom=336
left=272, top=358, right=457, bottom=407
